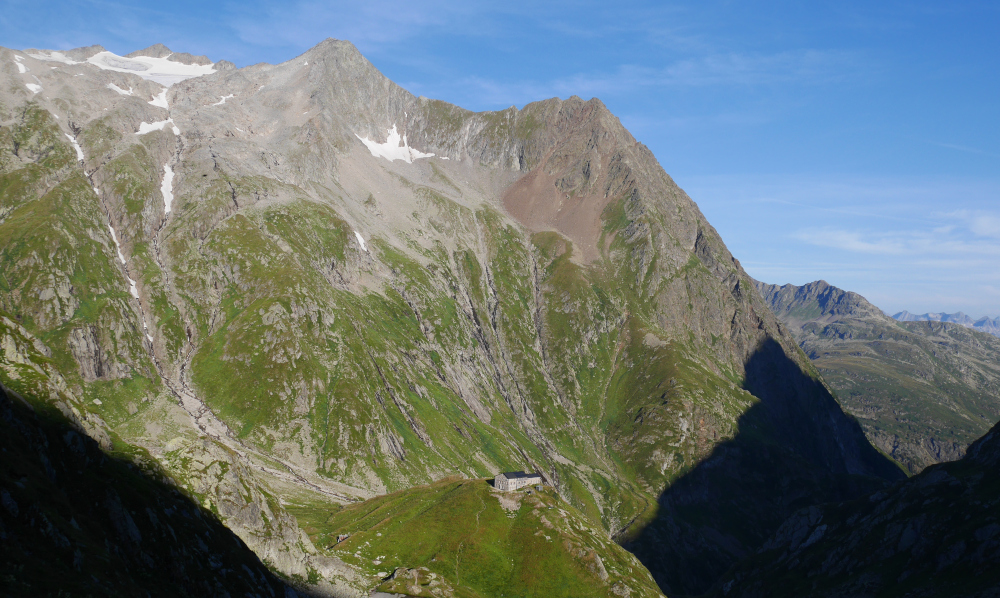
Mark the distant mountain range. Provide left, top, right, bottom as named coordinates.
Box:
left=755, top=280, right=1000, bottom=473
left=895, top=311, right=1000, bottom=337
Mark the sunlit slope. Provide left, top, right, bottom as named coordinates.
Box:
left=290, top=478, right=664, bottom=598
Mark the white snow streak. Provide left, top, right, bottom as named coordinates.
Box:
left=65, top=134, right=84, bottom=161
left=354, top=231, right=368, bottom=252
left=25, top=83, right=41, bottom=94
left=356, top=124, right=434, bottom=163
left=108, top=223, right=139, bottom=298
left=86, top=51, right=215, bottom=87
left=108, top=225, right=127, bottom=265
left=136, top=119, right=180, bottom=135
left=106, top=83, right=133, bottom=95
left=148, top=89, right=168, bottom=108
left=161, top=164, right=174, bottom=213
left=14, top=61, right=27, bottom=74
left=212, top=94, right=233, bottom=106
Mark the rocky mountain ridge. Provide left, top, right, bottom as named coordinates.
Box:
left=1, top=39, right=902, bottom=596
left=894, top=310, right=1000, bottom=338
left=756, top=279, right=1000, bottom=473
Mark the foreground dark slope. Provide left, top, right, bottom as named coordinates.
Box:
left=0, top=382, right=297, bottom=597
left=716, top=418, right=1000, bottom=598
left=2, top=40, right=900, bottom=594
left=756, top=280, right=1000, bottom=472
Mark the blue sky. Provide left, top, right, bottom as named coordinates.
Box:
left=4, top=1, right=998, bottom=316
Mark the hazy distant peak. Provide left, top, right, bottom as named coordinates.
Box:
left=893, top=310, right=1000, bottom=337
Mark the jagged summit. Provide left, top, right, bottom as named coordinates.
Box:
left=126, top=42, right=212, bottom=66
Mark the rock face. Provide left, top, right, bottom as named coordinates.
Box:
left=756, top=279, right=1000, bottom=473
left=1, top=39, right=902, bottom=595
left=715, top=419, right=1000, bottom=598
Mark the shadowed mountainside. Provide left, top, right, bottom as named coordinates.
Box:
left=755, top=279, right=1000, bottom=473
left=0, top=382, right=303, bottom=597
left=623, top=338, right=903, bottom=596
left=715, top=417, right=1000, bottom=598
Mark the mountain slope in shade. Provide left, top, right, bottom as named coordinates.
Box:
left=1, top=39, right=901, bottom=595
left=715, top=418, right=1000, bottom=598
left=894, top=310, right=1000, bottom=338
left=0, top=382, right=299, bottom=598
left=755, top=280, right=1000, bottom=473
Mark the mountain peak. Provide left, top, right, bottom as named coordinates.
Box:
left=127, top=43, right=212, bottom=65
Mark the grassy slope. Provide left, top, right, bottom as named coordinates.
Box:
left=289, top=478, right=663, bottom=598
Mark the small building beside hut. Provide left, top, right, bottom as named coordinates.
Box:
left=495, top=471, right=543, bottom=491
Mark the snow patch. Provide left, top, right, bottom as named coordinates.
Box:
left=128, top=276, right=139, bottom=299
left=136, top=119, right=180, bottom=135
left=14, top=55, right=23, bottom=61
left=86, top=51, right=215, bottom=87
left=107, top=83, right=133, bottom=96
left=25, top=83, right=41, bottom=94
left=160, top=164, right=174, bottom=213
left=356, top=124, right=434, bottom=163
left=65, top=134, right=84, bottom=161
left=14, top=61, right=27, bottom=74
left=26, top=51, right=79, bottom=65
left=212, top=94, right=233, bottom=106
left=354, top=231, right=368, bottom=252
left=148, top=89, right=168, bottom=108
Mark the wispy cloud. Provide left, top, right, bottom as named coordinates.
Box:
left=439, top=49, right=858, bottom=108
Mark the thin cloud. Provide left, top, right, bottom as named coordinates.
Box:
left=444, top=49, right=858, bottom=108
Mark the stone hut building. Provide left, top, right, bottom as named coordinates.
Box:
left=495, top=471, right=543, bottom=491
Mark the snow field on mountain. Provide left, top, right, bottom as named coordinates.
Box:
left=356, top=124, right=434, bottom=163
left=26, top=49, right=214, bottom=86
left=148, top=89, right=168, bottom=107
left=136, top=119, right=180, bottom=135
left=87, top=51, right=215, bottom=86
